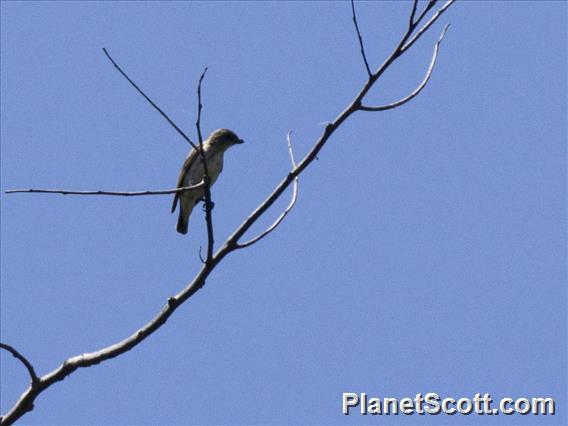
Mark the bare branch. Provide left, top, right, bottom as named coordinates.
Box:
left=413, top=0, right=437, bottom=30
left=195, top=68, right=207, bottom=146
left=236, top=131, right=299, bottom=249
left=360, top=24, right=449, bottom=112
left=102, top=48, right=198, bottom=150
left=0, top=343, right=39, bottom=385
left=5, top=183, right=205, bottom=197
left=287, top=132, right=298, bottom=168
left=402, top=0, right=454, bottom=53
left=409, top=0, right=419, bottom=27
left=195, top=67, right=215, bottom=264
left=215, top=1, right=454, bottom=255
left=351, top=0, right=372, bottom=78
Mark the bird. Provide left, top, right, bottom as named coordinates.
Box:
left=171, top=128, right=244, bottom=234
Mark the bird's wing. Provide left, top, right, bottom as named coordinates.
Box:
left=171, top=148, right=200, bottom=213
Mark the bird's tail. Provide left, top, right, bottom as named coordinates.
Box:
left=177, top=214, right=189, bottom=235
left=176, top=202, right=195, bottom=235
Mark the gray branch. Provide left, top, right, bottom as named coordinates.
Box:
left=5, top=183, right=205, bottom=197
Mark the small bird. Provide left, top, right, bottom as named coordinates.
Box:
left=171, top=128, right=244, bottom=234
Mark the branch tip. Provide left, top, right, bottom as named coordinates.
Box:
left=402, top=0, right=454, bottom=53
left=102, top=47, right=197, bottom=149
left=350, top=0, right=372, bottom=77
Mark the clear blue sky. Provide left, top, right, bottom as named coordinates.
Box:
left=1, top=1, right=565, bottom=424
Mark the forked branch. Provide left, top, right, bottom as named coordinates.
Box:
left=360, top=24, right=449, bottom=112
left=402, top=0, right=454, bottom=53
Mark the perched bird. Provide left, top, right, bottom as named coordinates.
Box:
left=171, top=128, right=244, bottom=234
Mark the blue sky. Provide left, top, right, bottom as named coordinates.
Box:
left=1, top=1, right=566, bottom=425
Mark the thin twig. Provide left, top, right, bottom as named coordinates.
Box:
left=350, top=0, right=372, bottom=78
left=409, top=0, right=419, bottom=27
left=236, top=131, right=299, bottom=249
left=402, top=0, right=453, bottom=53
left=378, top=0, right=438, bottom=72
left=102, top=48, right=197, bottom=150
left=195, top=67, right=215, bottom=264
left=0, top=343, right=39, bottom=385
left=413, top=0, right=437, bottom=30
left=360, top=24, right=449, bottom=112
left=195, top=68, right=207, bottom=146
left=5, top=183, right=205, bottom=197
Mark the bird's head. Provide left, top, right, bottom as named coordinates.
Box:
left=206, top=128, right=244, bottom=150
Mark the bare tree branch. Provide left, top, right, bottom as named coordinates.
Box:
left=409, top=0, right=419, bottom=28
left=194, top=67, right=215, bottom=264
left=102, top=48, right=198, bottom=149
left=236, top=131, right=299, bottom=249
left=5, top=183, right=204, bottom=197
left=216, top=2, right=454, bottom=255
left=0, top=343, right=39, bottom=385
left=350, top=0, right=372, bottom=78
left=345, top=0, right=451, bottom=120
left=2, top=2, right=454, bottom=423
left=402, top=0, right=454, bottom=53
left=360, top=24, right=449, bottom=112
left=195, top=68, right=207, bottom=146
left=413, top=0, right=437, bottom=29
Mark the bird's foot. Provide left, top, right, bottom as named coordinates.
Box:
left=201, top=199, right=215, bottom=212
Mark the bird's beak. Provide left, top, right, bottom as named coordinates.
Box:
left=236, top=139, right=245, bottom=144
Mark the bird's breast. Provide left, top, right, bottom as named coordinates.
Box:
left=207, top=152, right=224, bottom=184
left=186, top=151, right=224, bottom=186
